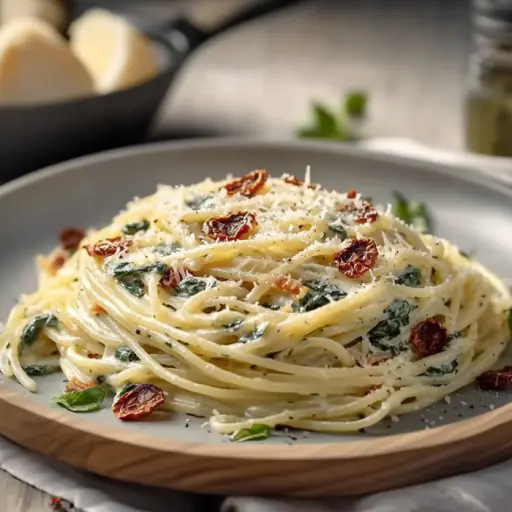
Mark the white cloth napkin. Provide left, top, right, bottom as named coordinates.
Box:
left=1, top=138, right=511, bottom=512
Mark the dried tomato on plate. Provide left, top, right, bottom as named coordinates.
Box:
left=476, top=366, right=512, bottom=391
left=112, top=383, right=165, bottom=421
left=223, top=169, right=268, bottom=197
left=340, top=200, right=379, bottom=225
left=85, top=237, right=132, bottom=257
left=283, top=174, right=320, bottom=190
left=334, top=238, right=378, bottom=278
left=204, top=212, right=257, bottom=241
left=409, top=318, right=448, bottom=357
left=159, top=267, right=192, bottom=289
left=273, top=275, right=302, bottom=295
left=59, top=227, right=85, bottom=251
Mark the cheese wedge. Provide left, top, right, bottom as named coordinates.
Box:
left=0, top=17, right=93, bottom=104
left=70, top=8, right=159, bottom=94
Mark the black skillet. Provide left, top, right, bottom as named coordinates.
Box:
left=0, top=0, right=305, bottom=181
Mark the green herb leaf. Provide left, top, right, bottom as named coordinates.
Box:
left=115, top=383, right=137, bottom=401
left=239, top=323, right=268, bottom=344
left=328, top=221, right=347, bottom=240
left=298, top=103, right=345, bottom=140
left=115, top=348, right=140, bottom=363
left=20, top=314, right=58, bottom=354
left=186, top=195, right=215, bottom=211
left=53, top=386, right=105, bottom=413
left=119, top=278, right=145, bottom=298
left=368, top=299, right=416, bottom=353
left=112, top=262, right=168, bottom=278
left=459, top=250, right=471, bottom=259
left=344, top=90, right=367, bottom=119
left=122, top=219, right=150, bottom=235
left=154, top=243, right=181, bottom=255
left=175, top=277, right=214, bottom=297
left=393, top=192, right=431, bottom=234
left=23, top=364, right=60, bottom=377
left=423, top=359, right=459, bottom=376
left=231, top=423, right=271, bottom=442
left=396, top=265, right=421, bottom=287
left=223, top=319, right=243, bottom=332
left=296, top=280, right=346, bottom=313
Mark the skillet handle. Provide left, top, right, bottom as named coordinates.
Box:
left=159, top=0, right=305, bottom=54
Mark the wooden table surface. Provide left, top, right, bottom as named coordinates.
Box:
left=1, top=0, right=472, bottom=510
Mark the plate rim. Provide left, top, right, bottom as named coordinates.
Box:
left=1, top=138, right=511, bottom=495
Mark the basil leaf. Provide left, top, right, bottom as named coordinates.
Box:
left=396, top=265, right=421, bottom=287
left=296, top=279, right=346, bottom=313
left=232, top=423, right=271, bottom=442
left=223, top=320, right=243, bottom=332
left=393, top=192, right=431, bottom=234
left=122, top=219, right=150, bottom=235
left=53, top=386, right=105, bottom=413
left=20, top=314, right=58, bottom=354
left=115, top=348, right=140, bottom=362
left=154, top=243, right=181, bottom=256
left=298, top=103, right=346, bottom=140
left=368, top=299, right=416, bottom=353
left=423, top=359, right=459, bottom=376
left=112, top=262, right=168, bottom=278
left=175, top=277, right=214, bottom=297
left=328, top=222, right=347, bottom=240
left=23, top=364, right=60, bottom=377
left=344, top=90, right=367, bottom=119
left=239, top=323, right=268, bottom=344
left=119, top=279, right=145, bottom=298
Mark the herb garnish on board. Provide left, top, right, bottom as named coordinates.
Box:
left=53, top=386, right=106, bottom=413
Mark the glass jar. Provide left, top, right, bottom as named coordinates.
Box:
left=465, top=0, right=512, bottom=156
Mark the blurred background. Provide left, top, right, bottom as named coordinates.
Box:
left=1, top=0, right=510, bottom=177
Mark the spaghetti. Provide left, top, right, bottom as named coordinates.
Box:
left=0, top=169, right=510, bottom=434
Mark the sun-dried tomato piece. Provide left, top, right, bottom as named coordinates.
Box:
left=334, top=238, right=378, bottom=278
left=340, top=200, right=379, bottom=224
left=50, top=254, right=66, bottom=273
left=59, top=227, right=85, bottom=251
left=112, top=383, right=165, bottom=421
left=273, top=275, right=302, bottom=295
left=85, top=237, right=132, bottom=257
left=347, top=189, right=357, bottom=199
left=204, top=212, right=257, bottom=242
left=476, top=366, right=512, bottom=391
left=87, top=352, right=100, bottom=359
left=283, top=175, right=320, bottom=190
left=409, top=318, right=448, bottom=358
left=65, top=377, right=96, bottom=393
left=366, top=354, right=390, bottom=366
left=90, top=303, right=106, bottom=315
left=223, top=169, right=268, bottom=197
left=159, top=267, right=192, bottom=289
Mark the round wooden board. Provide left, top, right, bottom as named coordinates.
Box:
left=0, top=139, right=511, bottom=496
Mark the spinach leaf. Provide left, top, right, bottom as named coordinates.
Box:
left=111, top=262, right=168, bottom=278
left=153, top=243, right=181, bottom=256
left=23, top=364, right=60, bottom=377
left=328, top=221, right=348, bottom=240
left=231, top=423, right=271, bottom=442
left=423, top=359, right=459, bottom=376
left=119, top=279, right=145, bottom=298
left=296, top=280, right=346, bottom=313
left=122, top=219, right=150, bottom=235
left=20, top=314, right=58, bottom=354
left=396, top=265, right=421, bottom=287
left=223, top=320, right=243, bottom=332
left=298, top=103, right=344, bottom=140
left=115, top=348, right=140, bottom=362
left=344, top=90, right=367, bottom=119
left=393, top=192, right=431, bottom=234
left=368, top=299, right=416, bottom=353
left=239, top=323, right=268, bottom=344
left=53, top=386, right=105, bottom=413
left=186, top=195, right=215, bottom=210
left=175, top=277, right=214, bottom=297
